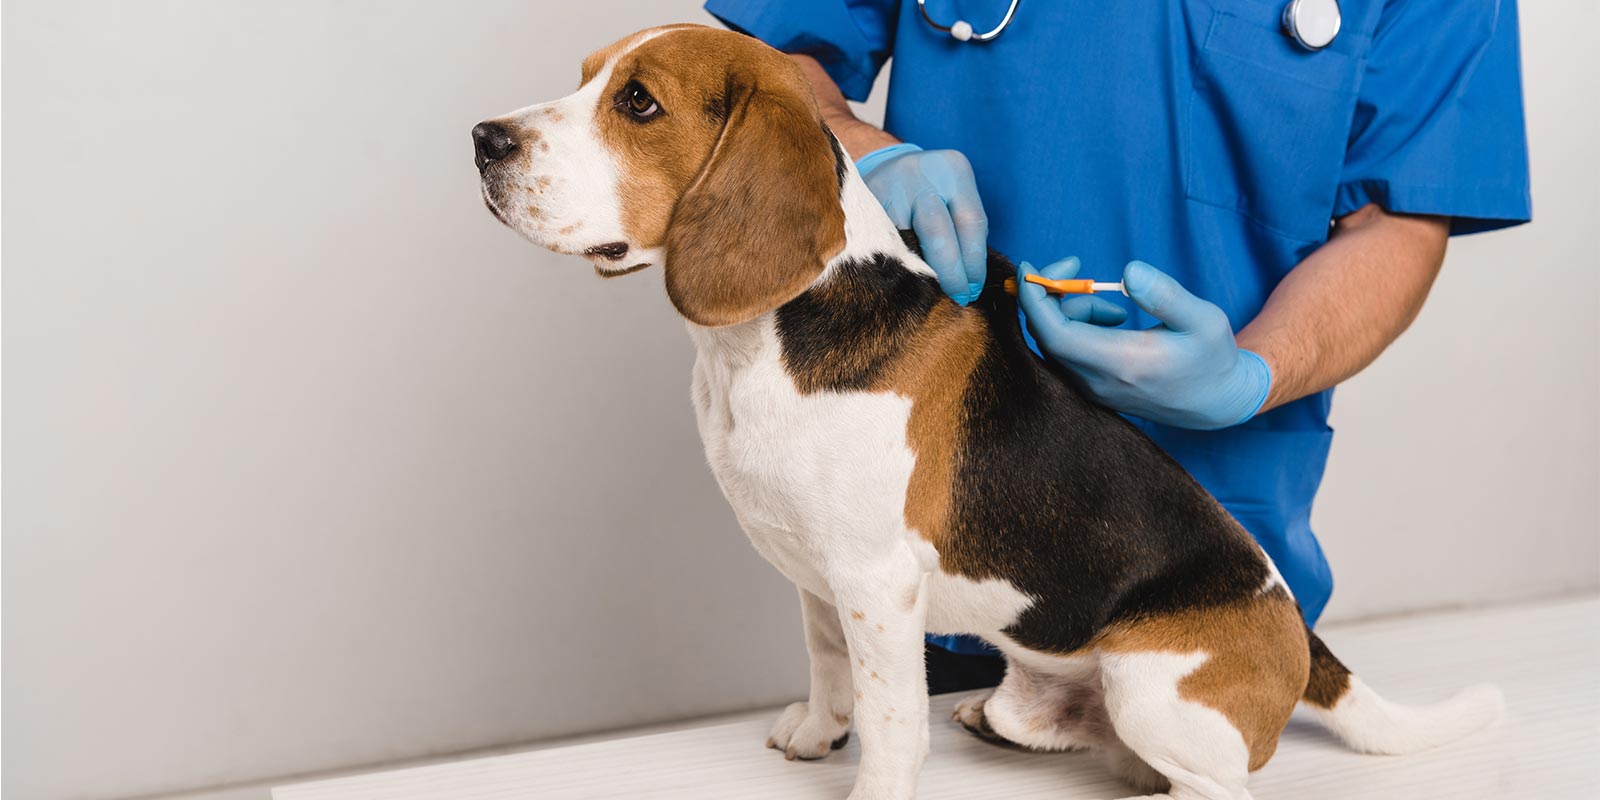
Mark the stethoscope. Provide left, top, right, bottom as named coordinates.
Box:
left=918, top=0, right=1342, bottom=50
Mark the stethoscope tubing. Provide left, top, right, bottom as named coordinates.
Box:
left=916, top=0, right=1021, bottom=43
left=919, top=0, right=1339, bottom=50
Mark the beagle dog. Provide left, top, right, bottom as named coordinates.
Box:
left=473, top=24, right=1501, bottom=800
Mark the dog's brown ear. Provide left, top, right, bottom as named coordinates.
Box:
left=664, top=73, right=846, bottom=328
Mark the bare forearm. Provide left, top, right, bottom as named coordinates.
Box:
left=789, top=54, right=899, bottom=158
left=1237, top=204, right=1449, bottom=412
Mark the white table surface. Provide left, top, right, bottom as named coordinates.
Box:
left=277, top=596, right=1598, bottom=800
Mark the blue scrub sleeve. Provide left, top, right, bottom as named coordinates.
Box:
left=704, top=0, right=899, bottom=101
left=1335, top=0, right=1532, bottom=235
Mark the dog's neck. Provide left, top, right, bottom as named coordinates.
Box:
left=829, top=160, right=935, bottom=278
left=685, top=160, right=936, bottom=358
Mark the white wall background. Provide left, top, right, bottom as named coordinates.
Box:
left=3, top=2, right=1594, bottom=799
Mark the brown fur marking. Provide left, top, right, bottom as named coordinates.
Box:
left=578, top=24, right=702, bottom=88
left=896, top=305, right=990, bottom=554
left=1096, top=587, right=1309, bottom=771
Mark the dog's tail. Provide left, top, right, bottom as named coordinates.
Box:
left=1301, top=628, right=1503, bottom=755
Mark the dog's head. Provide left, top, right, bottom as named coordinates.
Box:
left=474, top=25, right=847, bottom=327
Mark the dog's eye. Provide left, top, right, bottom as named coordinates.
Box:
left=619, top=81, right=661, bottom=121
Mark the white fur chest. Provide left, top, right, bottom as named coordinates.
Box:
left=687, top=316, right=920, bottom=597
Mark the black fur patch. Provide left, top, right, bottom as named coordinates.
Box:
left=1303, top=630, right=1352, bottom=707
left=823, top=123, right=848, bottom=192
left=775, top=251, right=941, bottom=391
left=775, top=234, right=1272, bottom=654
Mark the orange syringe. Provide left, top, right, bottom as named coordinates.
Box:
left=1002, top=275, right=1127, bottom=296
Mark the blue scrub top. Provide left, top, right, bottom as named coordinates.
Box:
left=706, top=0, right=1531, bottom=646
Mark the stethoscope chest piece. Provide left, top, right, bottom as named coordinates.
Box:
left=918, top=0, right=1021, bottom=44
left=1282, top=0, right=1341, bottom=50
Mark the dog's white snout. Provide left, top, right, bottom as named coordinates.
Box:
left=476, top=74, right=630, bottom=261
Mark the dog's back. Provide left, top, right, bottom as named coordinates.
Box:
left=777, top=234, right=1279, bottom=641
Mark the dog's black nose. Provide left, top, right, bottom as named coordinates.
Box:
left=472, top=122, right=518, bottom=172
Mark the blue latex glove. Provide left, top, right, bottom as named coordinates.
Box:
left=856, top=143, right=989, bottom=305
left=1016, top=257, right=1273, bottom=430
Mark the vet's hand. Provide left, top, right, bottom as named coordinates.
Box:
left=857, top=144, right=988, bottom=305
left=1016, top=258, right=1273, bottom=430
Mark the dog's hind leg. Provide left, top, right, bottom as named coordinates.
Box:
left=768, top=588, right=855, bottom=760
left=1098, top=652, right=1255, bottom=800
left=952, top=654, right=1107, bottom=752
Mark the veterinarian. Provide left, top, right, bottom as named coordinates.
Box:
left=705, top=0, right=1531, bottom=692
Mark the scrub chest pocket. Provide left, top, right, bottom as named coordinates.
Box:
left=1185, top=8, right=1364, bottom=243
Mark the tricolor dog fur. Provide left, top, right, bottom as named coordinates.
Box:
left=473, top=25, right=1502, bottom=800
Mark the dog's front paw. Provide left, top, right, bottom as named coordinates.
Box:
left=767, top=701, right=851, bottom=761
